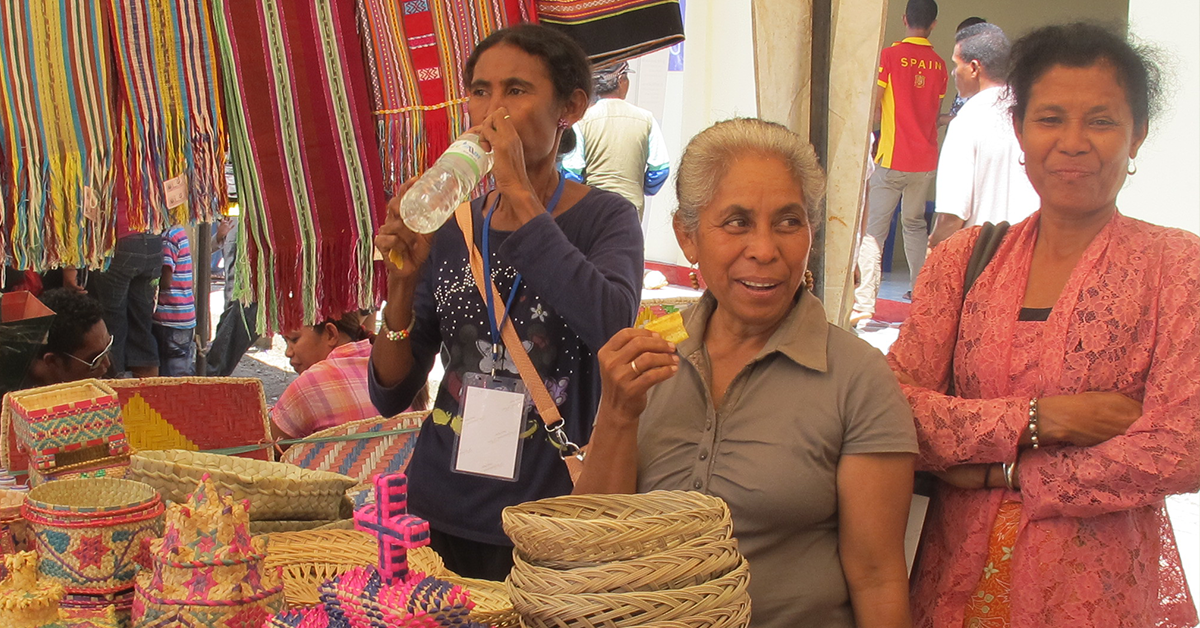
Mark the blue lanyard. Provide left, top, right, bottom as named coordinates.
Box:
left=481, top=175, right=566, bottom=373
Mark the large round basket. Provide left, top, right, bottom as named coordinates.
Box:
left=264, top=529, right=444, bottom=607
left=22, top=478, right=163, bottom=595
left=127, top=450, right=355, bottom=521
left=510, top=536, right=742, bottom=595
left=262, top=529, right=516, bottom=626
left=509, top=557, right=751, bottom=628
left=502, top=491, right=732, bottom=565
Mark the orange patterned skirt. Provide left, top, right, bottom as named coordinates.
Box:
left=963, top=500, right=1022, bottom=628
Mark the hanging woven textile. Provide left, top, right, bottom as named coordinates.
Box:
left=211, top=0, right=385, bottom=334
left=536, top=0, right=684, bottom=67
left=358, top=0, right=536, bottom=193
left=0, top=0, right=116, bottom=271
left=107, top=0, right=228, bottom=232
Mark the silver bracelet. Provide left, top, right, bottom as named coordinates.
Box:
left=1028, top=397, right=1040, bottom=449
left=1002, top=461, right=1018, bottom=492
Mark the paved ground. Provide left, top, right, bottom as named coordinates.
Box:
left=229, top=337, right=295, bottom=405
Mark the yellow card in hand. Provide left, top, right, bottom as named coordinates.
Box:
left=640, top=310, right=689, bottom=344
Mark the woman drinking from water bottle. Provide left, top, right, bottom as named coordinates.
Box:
left=370, top=23, right=643, bottom=581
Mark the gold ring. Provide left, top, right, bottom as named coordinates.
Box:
left=630, top=360, right=640, bottom=375
left=503, top=114, right=511, bottom=119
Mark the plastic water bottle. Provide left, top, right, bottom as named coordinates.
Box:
left=400, top=133, right=494, bottom=233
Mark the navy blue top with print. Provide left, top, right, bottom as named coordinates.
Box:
left=369, top=186, right=643, bottom=544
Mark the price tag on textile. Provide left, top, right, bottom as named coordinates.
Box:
left=82, top=186, right=100, bottom=222
left=164, top=174, right=189, bottom=209
left=455, top=384, right=525, bottom=481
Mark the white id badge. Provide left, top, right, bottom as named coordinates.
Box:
left=453, top=373, right=528, bottom=481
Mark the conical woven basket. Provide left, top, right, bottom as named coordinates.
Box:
left=502, top=491, right=732, bottom=564
left=508, top=557, right=751, bottom=628
left=128, top=450, right=355, bottom=521
left=0, top=551, right=64, bottom=628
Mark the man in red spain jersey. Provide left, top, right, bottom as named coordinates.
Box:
left=854, top=0, right=947, bottom=322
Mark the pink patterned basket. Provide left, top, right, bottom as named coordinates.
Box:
left=22, top=478, right=163, bottom=595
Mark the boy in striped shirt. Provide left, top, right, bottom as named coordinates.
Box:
left=153, top=226, right=196, bottom=376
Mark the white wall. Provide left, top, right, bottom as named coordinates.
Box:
left=630, top=0, right=759, bottom=265
left=1121, top=2, right=1200, bottom=234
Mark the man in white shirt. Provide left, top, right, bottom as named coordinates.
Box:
left=562, top=62, right=670, bottom=220
left=928, top=23, right=1039, bottom=248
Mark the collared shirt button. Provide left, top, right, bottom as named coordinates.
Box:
left=699, top=451, right=708, bottom=460
left=705, top=419, right=712, bottom=430
left=692, top=479, right=702, bottom=490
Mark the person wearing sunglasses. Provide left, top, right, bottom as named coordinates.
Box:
left=23, top=288, right=113, bottom=388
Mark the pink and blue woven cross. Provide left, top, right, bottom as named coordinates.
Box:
left=353, top=473, right=430, bottom=583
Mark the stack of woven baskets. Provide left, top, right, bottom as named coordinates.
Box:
left=127, top=450, right=357, bottom=532
left=502, top=491, right=752, bottom=628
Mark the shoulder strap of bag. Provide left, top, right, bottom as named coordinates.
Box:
left=915, top=222, right=1013, bottom=499
left=453, top=204, right=584, bottom=482
left=946, top=221, right=1010, bottom=397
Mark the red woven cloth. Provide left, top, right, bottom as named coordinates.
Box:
left=358, top=0, right=535, bottom=193
left=216, top=0, right=386, bottom=332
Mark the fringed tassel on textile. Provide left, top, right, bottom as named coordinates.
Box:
left=0, top=0, right=116, bottom=271
left=108, top=0, right=227, bottom=233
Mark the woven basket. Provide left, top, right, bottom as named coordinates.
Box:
left=260, top=529, right=512, bottom=626
left=249, top=519, right=351, bottom=534
left=279, top=411, right=427, bottom=483
left=60, top=588, right=135, bottom=623
left=107, top=376, right=275, bottom=461
left=7, top=380, right=129, bottom=472
left=502, top=491, right=732, bottom=564
left=509, top=557, right=750, bottom=628
left=23, top=479, right=163, bottom=595
left=0, top=490, right=31, bottom=580
left=262, top=529, right=447, bottom=607
left=47, top=603, right=123, bottom=628
left=28, top=453, right=132, bottom=487
left=624, top=597, right=751, bottom=628
left=128, top=450, right=355, bottom=521
left=443, top=575, right=519, bottom=628
left=510, top=536, right=742, bottom=595
left=0, top=551, right=65, bottom=628
left=131, top=578, right=285, bottom=627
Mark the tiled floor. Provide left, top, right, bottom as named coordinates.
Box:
left=856, top=271, right=1200, bottom=606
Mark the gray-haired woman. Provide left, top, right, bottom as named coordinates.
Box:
left=574, top=118, right=918, bottom=628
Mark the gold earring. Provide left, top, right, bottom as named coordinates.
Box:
left=1127, top=159, right=1137, bottom=175
left=804, top=270, right=815, bottom=291
left=689, top=263, right=701, bottom=290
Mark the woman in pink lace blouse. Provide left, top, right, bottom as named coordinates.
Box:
left=889, top=23, right=1200, bottom=628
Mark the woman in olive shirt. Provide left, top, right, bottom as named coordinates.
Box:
left=575, top=118, right=918, bottom=628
